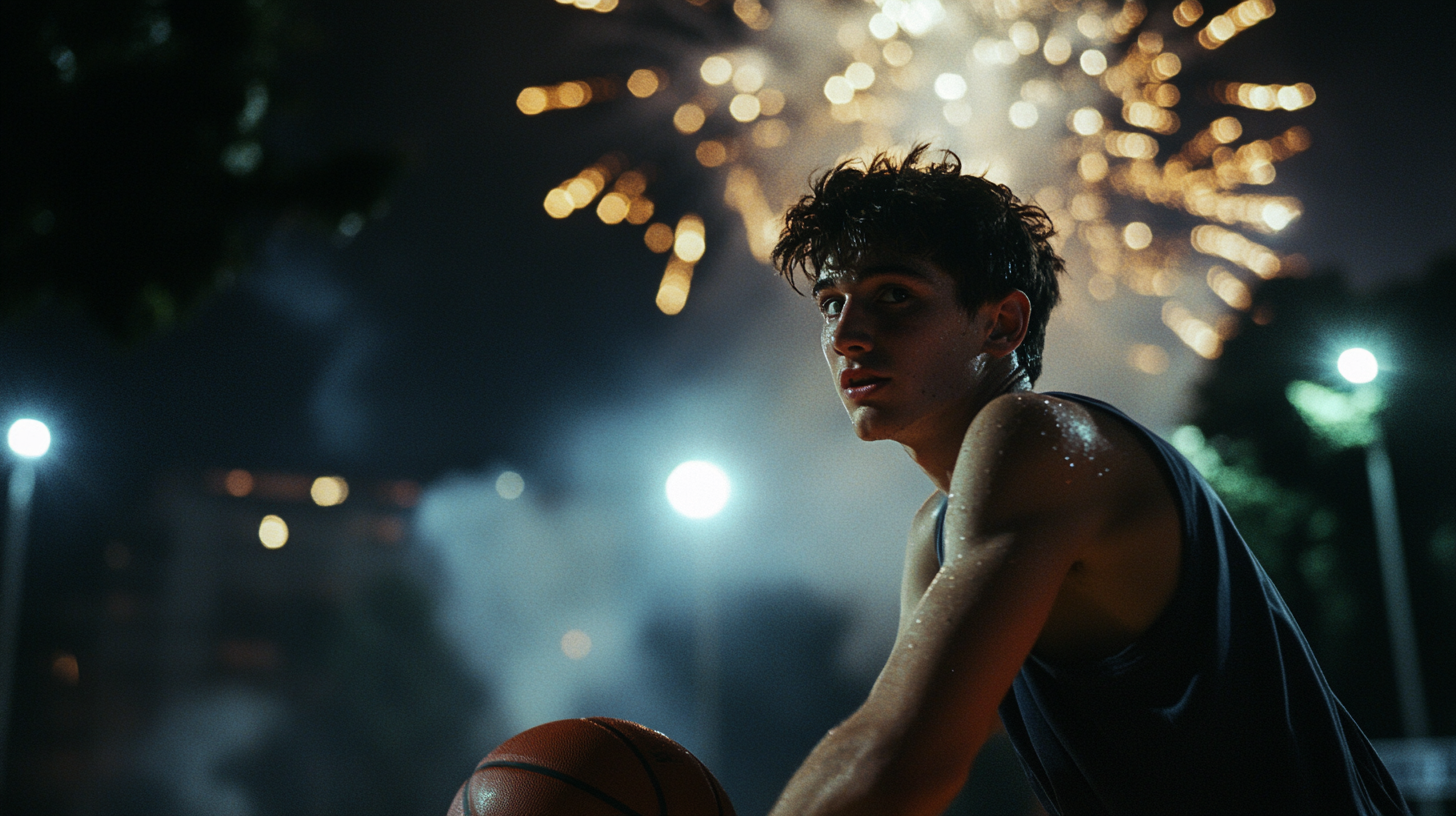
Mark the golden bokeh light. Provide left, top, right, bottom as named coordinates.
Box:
left=596, top=191, right=631, bottom=224
left=656, top=257, right=694, bottom=315
left=729, top=93, right=762, bottom=122
left=883, top=40, right=914, bottom=67
left=522, top=0, right=1312, bottom=361
left=1071, top=107, right=1104, bottom=136
left=1079, top=49, right=1108, bottom=76
left=310, top=476, right=349, bottom=507
left=823, top=75, right=855, bottom=105
left=700, top=55, right=733, bottom=86
left=695, top=140, right=727, bottom=167
left=1173, top=0, right=1204, bottom=27
left=752, top=118, right=790, bottom=148
left=543, top=188, right=574, bottom=219
left=517, top=87, right=549, bottom=115
left=626, top=68, right=660, bottom=98
left=757, top=88, right=785, bottom=116
left=1079, top=153, right=1109, bottom=182
left=644, top=222, right=674, bottom=253
left=1207, top=266, right=1252, bottom=309
left=673, top=214, right=706, bottom=262
left=1123, top=221, right=1154, bottom=250
left=259, top=515, right=289, bottom=549
left=1128, top=344, right=1171, bottom=374
left=673, top=103, right=706, bottom=134
left=732, top=64, right=765, bottom=94
left=224, top=469, right=254, bottom=497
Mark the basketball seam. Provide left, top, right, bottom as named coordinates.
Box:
left=476, top=760, right=647, bottom=816
left=587, top=718, right=668, bottom=816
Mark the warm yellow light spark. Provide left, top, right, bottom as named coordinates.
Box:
left=543, top=188, right=574, bottom=219
left=673, top=213, right=706, bottom=262
left=517, top=87, right=549, bottom=115
left=1215, top=81, right=1315, bottom=111
left=1162, top=301, right=1222, bottom=358
left=1070, top=107, right=1104, bottom=136
left=696, top=140, right=728, bottom=167
left=644, top=222, right=674, bottom=253
left=1209, top=116, right=1243, bottom=144
left=1173, top=0, right=1204, bottom=27
left=656, top=256, right=694, bottom=315
left=1191, top=224, right=1281, bottom=278
left=729, top=93, right=762, bottom=122
left=823, top=75, right=855, bottom=105
left=723, top=165, right=779, bottom=262
left=673, top=103, right=707, bottom=135
left=844, top=62, right=876, bottom=90
left=1078, top=152, right=1109, bottom=182
left=1043, top=35, right=1072, bottom=65
left=626, top=68, right=660, bottom=98
left=1124, top=221, right=1154, bottom=249
left=1207, top=266, right=1252, bottom=309
left=1009, top=101, right=1039, bottom=129
left=882, top=40, right=914, bottom=67
left=1199, top=0, right=1274, bottom=49
left=732, top=64, right=765, bottom=93
left=700, top=55, right=733, bottom=86
left=1150, top=52, right=1182, bottom=80
left=752, top=118, right=789, bottom=148
left=1128, top=344, right=1170, bottom=374
left=1009, top=21, right=1039, bottom=55
left=757, top=88, right=785, bottom=116
left=1080, top=49, right=1108, bottom=76
left=596, top=192, right=630, bottom=224
left=733, top=0, right=772, bottom=31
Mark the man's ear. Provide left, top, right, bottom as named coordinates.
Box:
left=983, top=290, right=1031, bottom=359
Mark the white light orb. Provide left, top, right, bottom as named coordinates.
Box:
left=1337, top=348, right=1379, bottom=384
left=7, top=419, right=51, bottom=458
left=665, top=460, right=730, bottom=519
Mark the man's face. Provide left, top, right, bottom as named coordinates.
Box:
left=815, top=254, right=1000, bottom=448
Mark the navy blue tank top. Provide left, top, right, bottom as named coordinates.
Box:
left=934, top=393, right=1409, bottom=814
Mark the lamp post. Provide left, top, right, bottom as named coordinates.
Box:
left=665, top=460, right=731, bottom=771
left=1331, top=349, right=1431, bottom=745
left=2, top=419, right=51, bottom=785
left=1289, top=350, right=1446, bottom=811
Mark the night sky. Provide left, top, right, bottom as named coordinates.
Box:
left=2, top=0, right=1454, bottom=812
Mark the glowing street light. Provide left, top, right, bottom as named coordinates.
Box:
left=1337, top=347, right=1379, bottom=384
left=665, top=460, right=731, bottom=519
left=6, top=419, right=50, bottom=459
left=3, top=418, right=53, bottom=779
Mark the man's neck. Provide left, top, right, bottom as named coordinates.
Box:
left=905, top=364, right=1034, bottom=494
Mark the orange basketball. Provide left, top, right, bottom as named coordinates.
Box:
left=448, top=717, right=736, bottom=816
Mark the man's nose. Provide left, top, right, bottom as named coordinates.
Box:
left=829, top=299, right=874, bottom=356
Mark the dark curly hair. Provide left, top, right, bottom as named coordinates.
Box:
left=772, top=144, right=1065, bottom=384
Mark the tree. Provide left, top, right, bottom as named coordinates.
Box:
left=3, top=0, right=400, bottom=341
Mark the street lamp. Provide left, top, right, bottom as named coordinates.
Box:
left=666, top=460, right=730, bottom=769
left=1287, top=351, right=1447, bottom=811
left=2, top=418, right=52, bottom=782
left=1330, top=350, right=1430, bottom=743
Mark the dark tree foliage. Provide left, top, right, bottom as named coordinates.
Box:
left=2, top=0, right=400, bottom=341
left=1191, top=254, right=1456, bottom=738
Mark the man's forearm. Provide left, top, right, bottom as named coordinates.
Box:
left=768, top=707, right=966, bottom=816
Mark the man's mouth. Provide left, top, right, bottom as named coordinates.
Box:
left=840, top=369, right=890, bottom=397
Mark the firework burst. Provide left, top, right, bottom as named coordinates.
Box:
left=522, top=0, right=1312, bottom=365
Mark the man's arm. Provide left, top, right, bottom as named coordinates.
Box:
left=770, top=394, right=1121, bottom=816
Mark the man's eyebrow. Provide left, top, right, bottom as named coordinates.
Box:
left=812, top=264, right=934, bottom=296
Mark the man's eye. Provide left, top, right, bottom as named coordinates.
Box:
left=820, top=298, right=843, bottom=316
left=878, top=286, right=910, bottom=303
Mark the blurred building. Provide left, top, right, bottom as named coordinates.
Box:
left=10, top=466, right=481, bottom=815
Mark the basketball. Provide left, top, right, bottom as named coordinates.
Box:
left=448, top=717, right=736, bottom=816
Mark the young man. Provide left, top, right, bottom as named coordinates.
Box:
left=767, top=146, right=1409, bottom=815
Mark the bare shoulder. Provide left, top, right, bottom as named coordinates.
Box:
left=957, top=392, right=1122, bottom=521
